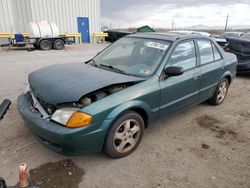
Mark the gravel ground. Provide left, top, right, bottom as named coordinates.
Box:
left=0, top=45, right=249, bottom=188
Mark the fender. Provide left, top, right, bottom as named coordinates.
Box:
left=105, top=100, right=155, bottom=123
left=219, top=71, right=234, bottom=84
left=207, top=71, right=233, bottom=95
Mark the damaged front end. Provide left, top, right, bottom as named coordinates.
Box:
left=27, top=82, right=137, bottom=128
left=57, top=83, right=134, bottom=109
left=26, top=62, right=145, bottom=128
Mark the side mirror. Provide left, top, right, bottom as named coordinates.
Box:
left=164, top=66, right=184, bottom=77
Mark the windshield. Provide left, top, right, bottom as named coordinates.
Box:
left=90, top=37, right=171, bottom=77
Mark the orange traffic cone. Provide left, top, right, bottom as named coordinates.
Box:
left=19, top=163, right=29, bottom=188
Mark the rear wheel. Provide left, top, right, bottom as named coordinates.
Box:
left=209, top=78, right=229, bottom=105
left=104, top=111, right=144, bottom=158
left=39, top=40, right=52, bottom=50
left=53, top=39, right=65, bottom=50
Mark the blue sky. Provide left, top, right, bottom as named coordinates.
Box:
left=101, top=1, right=250, bottom=29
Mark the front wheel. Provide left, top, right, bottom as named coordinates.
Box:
left=208, top=78, right=229, bottom=105
left=104, top=111, right=144, bottom=158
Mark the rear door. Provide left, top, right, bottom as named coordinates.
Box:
left=159, top=40, right=201, bottom=117
left=196, top=39, right=224, bottom=101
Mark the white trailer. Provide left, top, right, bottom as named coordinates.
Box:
left=1, top=21, right=69, bottom=50
left=27, top=21, right=66, bottom=50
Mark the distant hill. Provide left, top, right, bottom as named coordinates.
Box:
left=184, top=24, right=250, bottom=30
left=187, top=24, right=212, bottom=30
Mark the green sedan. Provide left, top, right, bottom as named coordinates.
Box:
left=17, top=33, right=237, bottom=158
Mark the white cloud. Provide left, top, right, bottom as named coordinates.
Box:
left=102, top=2, right=250, bottom=29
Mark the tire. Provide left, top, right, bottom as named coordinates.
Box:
left=53, top=39, right=65, bottom=50
left=39, top=40, right=52, bottom=50
left=208, top=78, right=229, bottom=105
left=104, top=111, right=144, bottom=158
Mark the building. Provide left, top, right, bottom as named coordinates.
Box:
left=0, top=0, right=101, bottom=43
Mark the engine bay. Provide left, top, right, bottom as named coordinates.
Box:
left=56, top=83, right=135, bottom=110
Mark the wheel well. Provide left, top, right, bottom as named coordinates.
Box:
left=37, top=38, right=51, bottom=46
left=54, top=38, right=66, bottom=43
left=224, top=75, right=232, bottom=85
left=102, top=107, right=149, bottom=151
left=129, top=108, right=148, bottom=128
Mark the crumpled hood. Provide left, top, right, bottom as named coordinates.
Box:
left=28, top=63, right=144, bottom=105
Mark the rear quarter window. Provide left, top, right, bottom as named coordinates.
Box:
left=212, top=43, right=222, bottom=61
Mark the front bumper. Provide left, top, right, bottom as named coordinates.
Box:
left=17, top=93, right=112, bottom=156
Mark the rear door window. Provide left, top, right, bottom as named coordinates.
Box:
left=197, top=40, right=214, bottom=65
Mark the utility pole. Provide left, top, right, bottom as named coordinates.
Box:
left=224, top=14, right=229, bottom=31
left=172, top=20, right=174, bottom=30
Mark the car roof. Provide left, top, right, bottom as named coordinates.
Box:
left=169, top=30, right=211, bottom=37
left=126, top=32, right=208, bottom=41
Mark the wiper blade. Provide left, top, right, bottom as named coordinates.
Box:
left=90, top=59, right=98, bottom=67
left=99, top=64, right=127, bottom=74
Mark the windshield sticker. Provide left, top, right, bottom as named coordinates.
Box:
left=138, top=69, right=145, bottom=74
left=145, top=41, right=168, bottom=50
left=138, top=69, right=150, bottom=74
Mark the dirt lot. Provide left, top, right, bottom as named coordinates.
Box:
left=0, top=45, right=250, bottom=188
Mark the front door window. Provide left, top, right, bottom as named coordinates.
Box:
left=168, top=41, right=197, bottom=71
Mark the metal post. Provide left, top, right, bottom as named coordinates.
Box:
left=224, top=14, right=229, bottom=31
left=19, top=163, right=29, bottom=188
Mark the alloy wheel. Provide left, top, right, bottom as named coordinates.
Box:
left=113, top=119, right=141, bottom=154
left=217, top=81, right=228, bottom=103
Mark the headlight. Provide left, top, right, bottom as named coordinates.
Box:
left=51, top=109, right=92, bottom=128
